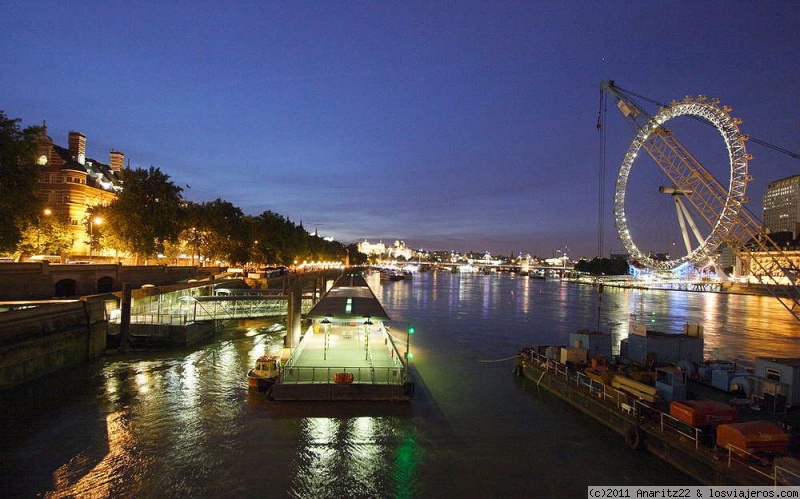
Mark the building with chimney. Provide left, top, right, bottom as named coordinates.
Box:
left=34, top=127, right=124, bottom=259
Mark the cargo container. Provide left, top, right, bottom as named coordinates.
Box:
left=669, top=400, right=738, bottom=427
left=626, top=330, right=704, bottom=366
left=716, top=421, right=789, bottom=459
left=656, top=367, right=687, bottom=402
left=754, top=358, right=800, bottom=406
left=560, top=346, right=587, bottom=365
left=570, top=329, right=613, bottom=360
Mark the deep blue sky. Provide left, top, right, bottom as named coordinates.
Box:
left=2, top=1, right=798, bottom=258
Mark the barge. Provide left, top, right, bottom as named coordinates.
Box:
left=515, top=345, right=799, bottom=485
left=266, top=273, right=414, bottom=402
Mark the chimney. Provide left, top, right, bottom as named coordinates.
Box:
left=109, top=150, right=124, bottom=172
left=68, top=131, right=86, bottom=165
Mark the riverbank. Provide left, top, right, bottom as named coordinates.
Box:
left=565, top=275, right=786, bottom=297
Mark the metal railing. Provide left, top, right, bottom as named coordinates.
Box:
left=279, top=365, right=407, bottom=385
left=521, top=347, right=800, bottom=481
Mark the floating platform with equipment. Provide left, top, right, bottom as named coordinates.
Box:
left=268, top=274, right=414, bottom=402
left=515, top=345, right=799, bottom=486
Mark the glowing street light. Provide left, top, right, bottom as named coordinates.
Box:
left=37, top=208, right=52, bottom=251
left=89, top=216, right=103, bottom=261
left=406, top=324, right=415, bottom=362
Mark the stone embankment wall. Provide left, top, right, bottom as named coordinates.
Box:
left=0, top=263, right=220, bottom=300
left=0, top=295, right=110, bottom=390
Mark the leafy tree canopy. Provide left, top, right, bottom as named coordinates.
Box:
left=101, top=166, right=183, bottom=261
left=0, top=111, right=44, bottom=252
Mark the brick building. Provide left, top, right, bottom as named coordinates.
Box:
left=34, top=127, right=123, bottom=260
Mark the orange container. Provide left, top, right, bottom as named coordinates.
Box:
left=334, top=372, right=354, bottom=384
left=716, top=421, right=789, bottom=458
left=669, top=400, right=738, bottom=427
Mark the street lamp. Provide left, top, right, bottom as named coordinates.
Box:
left=363, top=316, right=373, bottom=360
left=89, top=216, right=102, bottom=261
left=322, top=317, right=331, bottom=360
left=37, top=208, right=52, bottom=252
left=406, top=324, right=415, bottom=362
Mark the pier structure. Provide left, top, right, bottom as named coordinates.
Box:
left=271, top=273, right=414, bottom=401
left=108, top=279, right=316, bottom=347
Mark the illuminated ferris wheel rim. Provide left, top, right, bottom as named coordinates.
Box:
left=614, top=96, right=750, bottom=271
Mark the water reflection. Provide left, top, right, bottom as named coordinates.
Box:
left=6, top=274, right=799, bottom=497
left=290, top=416, right=420, bottom=499
left=379, top=272, right=800, bottom=363
left=46, top=411, right=145, bottom=498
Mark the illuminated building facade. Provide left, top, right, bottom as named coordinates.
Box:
left=763, top=174, right=800, bottom=238
left=34, top=128, right=123, bottom=259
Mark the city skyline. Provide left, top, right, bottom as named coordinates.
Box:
left=2, top=2, right=798, bottom=258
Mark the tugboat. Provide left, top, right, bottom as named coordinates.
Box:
left=247, top=355, right=281, bottom=393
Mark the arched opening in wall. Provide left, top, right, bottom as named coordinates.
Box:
left=54, top=279, right=78, bottom=298
left=97, top=276, right=114, bottom=293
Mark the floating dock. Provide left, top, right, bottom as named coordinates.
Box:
left=516, top=346, right=796, bottom=486
left=270, top=274, right=414, bottom=402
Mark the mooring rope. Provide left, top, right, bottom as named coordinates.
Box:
left=477, top=355, right=519, bottom=363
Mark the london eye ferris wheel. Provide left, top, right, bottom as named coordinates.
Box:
left=605, top=84, right=751, bottom=274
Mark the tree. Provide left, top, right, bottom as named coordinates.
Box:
left=193, top=199, right=248, bottom=265
left=100, top=166, right=183, bottom=262
left=16, top=211, right=74, bottom=258
left=0, top=111, right=44, bottom=252
left=575, top=256, right=630, bottom=275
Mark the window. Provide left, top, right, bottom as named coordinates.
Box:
left=766, top=367, right=781, bottom=382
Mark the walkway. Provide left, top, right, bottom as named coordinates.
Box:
left=282, top=323, right=406, bottom=385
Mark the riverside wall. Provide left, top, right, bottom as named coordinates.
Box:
left=0, top=264, right=222, bottom=390
left=0, top=296, right=110, bottom=390
left=0, top=263, right=220, bottom=301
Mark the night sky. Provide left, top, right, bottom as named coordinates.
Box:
left=2, top=1, right=798, bottom=259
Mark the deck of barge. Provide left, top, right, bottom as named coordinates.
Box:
left=269, top=273, right=414, bottom=402
left=517, top=347, right=800, bottom=486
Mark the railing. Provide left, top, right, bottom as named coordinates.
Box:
left=722, top=444, right=800, bottom=484
left=282, top=324, right=313, bottom=369
left=127, top=312, right=189, bottom=325
left=659, top=412, right=702, bottom=450
left=279, top=365, right=407, bottom=385
left=520, top=346, right=798, bottom=481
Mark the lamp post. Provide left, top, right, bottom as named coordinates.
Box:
left=322, top=317, right=331, bottom=360
left=37, top=208, right=52, bottom=252
left=89, top=216, right=102, bottom=261
left=363, top=316, right=372, bottom=360
left=406, top=324, right=415, bottom=363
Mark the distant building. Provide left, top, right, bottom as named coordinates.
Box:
left=388, top=240, right=413, bottom=260
left=33, top=128, right=124, bottom=259
left=358, top=239, right=386, bottom=257
left=357, top=239, right=414, bottom=261
left=763, top=174, right=800, bottom=239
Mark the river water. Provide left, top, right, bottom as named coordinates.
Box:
left=2, top=272, right=799, bottom=498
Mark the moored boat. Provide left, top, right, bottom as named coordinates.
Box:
left=247, top=355, right=281, bottom=392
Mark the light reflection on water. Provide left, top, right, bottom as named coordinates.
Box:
left=3, top=274, right=799, bottom=497
left=289, top=416, right=420, bottom=499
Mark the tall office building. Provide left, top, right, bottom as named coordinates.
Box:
left=762, top=174, right=800, bottom=238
